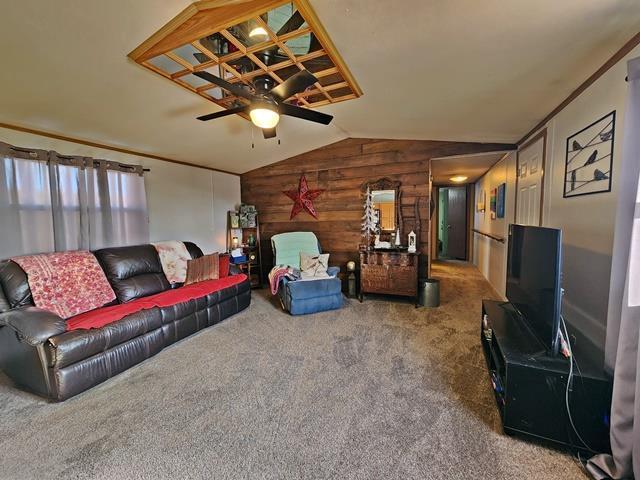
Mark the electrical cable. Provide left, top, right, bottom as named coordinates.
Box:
left=561, top=315, right=597, bottom=454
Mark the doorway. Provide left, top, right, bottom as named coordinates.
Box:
left=437, top=186, right=467, bottom=260
left=516, top=130, right=546, bottom=225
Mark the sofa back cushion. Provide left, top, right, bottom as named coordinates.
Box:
left=0, top=260, right=33, bottom=311
left=94, top=244, right=170, bottom=303
left=0, top=279, right=10, bottom=313
left=183, top=241, right=204, bottom=260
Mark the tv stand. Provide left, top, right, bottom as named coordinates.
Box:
left=481, top=299, right=612, bottom=452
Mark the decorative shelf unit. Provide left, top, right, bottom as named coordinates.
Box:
left=128, top=0, right=362, bottom=119
left=227, top=210, right=263, bottom=288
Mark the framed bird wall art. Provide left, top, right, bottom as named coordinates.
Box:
left=563, top=111, right=615, bottom=198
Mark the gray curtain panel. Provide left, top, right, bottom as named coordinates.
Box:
left=0, top=142, right=149, bottom=259
left=588, top=56, right=640, bottom=480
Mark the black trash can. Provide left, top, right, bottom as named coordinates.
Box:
left=419, top=278, right=440, bottom=307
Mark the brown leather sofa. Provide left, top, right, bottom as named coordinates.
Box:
left=0, top=242, right=251, bottom=401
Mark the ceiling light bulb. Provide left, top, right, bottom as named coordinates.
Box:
left=249, top=26, right=269, bottom=38
left=250, top=106, right=280, bottom=129
left=450, top=175, right=468, bottom=183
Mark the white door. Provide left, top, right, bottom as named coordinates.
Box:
left=516, top=133, right=546, bottom=225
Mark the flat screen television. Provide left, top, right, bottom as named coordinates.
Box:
left=506, top=224, right=563, bottom=355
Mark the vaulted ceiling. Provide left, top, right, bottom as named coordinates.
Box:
left=0, top=0, right=638, bottom=174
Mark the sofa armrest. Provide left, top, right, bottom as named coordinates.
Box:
left=0, top=307, right=66, bottom=346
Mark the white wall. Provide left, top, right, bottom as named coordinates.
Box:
left=0, top=127, right=240, bottom=254
left=473, top=46, right=640, bottom=360
left=472, top=151, right=517, bottom=298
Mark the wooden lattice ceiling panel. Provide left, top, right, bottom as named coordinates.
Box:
left=129, top=0, right=362, bottom=115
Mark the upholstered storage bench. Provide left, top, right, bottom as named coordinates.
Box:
left=0, top=243, right=250, bottom=401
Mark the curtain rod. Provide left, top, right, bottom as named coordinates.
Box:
left=9, top=145, right=151, bottom=172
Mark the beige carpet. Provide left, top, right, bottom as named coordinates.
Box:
left=0, top=261, right=586, bottom=479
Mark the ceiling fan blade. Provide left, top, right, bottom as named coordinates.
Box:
left=279, top=103, right=333, bottom=125
left=197, top=105, right=248, bottom=121
left=276, top=10, right=305, bottom=36
left=262, top=127, right=277, bottom=139
left=192, top=71, right=254, bottom=101
left=270, top=69, right=318, bottom=102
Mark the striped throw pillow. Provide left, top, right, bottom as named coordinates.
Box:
left=185, top=253, right=219, bottom=285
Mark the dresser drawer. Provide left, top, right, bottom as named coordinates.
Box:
left=386, top=266, right=417, bottom=296
left=361, top=264, right=388, bottom=293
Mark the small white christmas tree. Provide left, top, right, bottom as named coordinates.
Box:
left=362, top=186, right=379, bottom=246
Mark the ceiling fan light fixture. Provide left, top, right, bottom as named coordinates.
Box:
left=249, top=26, right=269, bottom=39
left=450, top=175, right=468, bottom=183
left=249, top=100, right=280, bottom=129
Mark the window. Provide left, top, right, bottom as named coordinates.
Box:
left=0, top=142, right=149, bottom=258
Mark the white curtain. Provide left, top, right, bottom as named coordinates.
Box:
left=0, top=142, right=149, bottom=259
left=587, top=56, right=640, bottom=479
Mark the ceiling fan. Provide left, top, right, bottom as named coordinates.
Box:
left=193, top=69, right=333, bottom=139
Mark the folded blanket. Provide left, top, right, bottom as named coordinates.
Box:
left=152, top=241, right=191, bottom=284
left=12, top=251, right=116, bottom=319
left=268, top=265, right=300, bottom=295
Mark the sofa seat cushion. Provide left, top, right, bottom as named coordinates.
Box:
left=66, top=274, right=248, bottom=331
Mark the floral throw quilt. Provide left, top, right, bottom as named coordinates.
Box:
left=152, top=241, right=191, bottom=284
left=12, top=251, right=116, bottom=319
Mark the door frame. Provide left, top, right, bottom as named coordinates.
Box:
left=515, top=129, right=547, bottom=226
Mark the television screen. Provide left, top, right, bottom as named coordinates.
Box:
left=506, top=224, right=563, bottom=355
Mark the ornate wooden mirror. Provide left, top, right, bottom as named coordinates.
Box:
left=362, top=178, right=401, bottom=240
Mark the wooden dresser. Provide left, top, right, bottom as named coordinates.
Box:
left=359, top=249, right=420, bottom=306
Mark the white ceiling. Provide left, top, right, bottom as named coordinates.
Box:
left=431, top=152, right=509, bottom=185
left=0, top=0, right=638, bottom=174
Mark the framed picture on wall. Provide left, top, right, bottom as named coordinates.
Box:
left=229, top=211, right=240, bottom=228
left=497, top=183, right=506, bottom=218
left=564, top=111, right=615, bottom=198
left=476, top=190, right=486, bottom=212
left=490, top=188, right=497, bottom=219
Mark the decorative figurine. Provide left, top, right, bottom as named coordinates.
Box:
left=408, top=231, right=417, bottom=253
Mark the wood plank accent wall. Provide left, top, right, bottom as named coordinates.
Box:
left=241, top=138, right=515, bottom=272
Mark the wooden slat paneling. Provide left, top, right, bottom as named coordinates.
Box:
left=241, top=138, right=515, bottom=274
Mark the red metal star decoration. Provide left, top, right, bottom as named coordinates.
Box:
left=283, top=175, right=325, bottom=220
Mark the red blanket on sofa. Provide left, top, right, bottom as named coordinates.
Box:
left=12, top=251, right=116, bottom=319
left=66, top=274, right=247, bottom=331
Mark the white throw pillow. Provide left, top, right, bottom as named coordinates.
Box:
left=300, top=252, right=330, bottom=279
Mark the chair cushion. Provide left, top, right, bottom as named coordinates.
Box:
left=284, top=276, right=342, bottom=300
